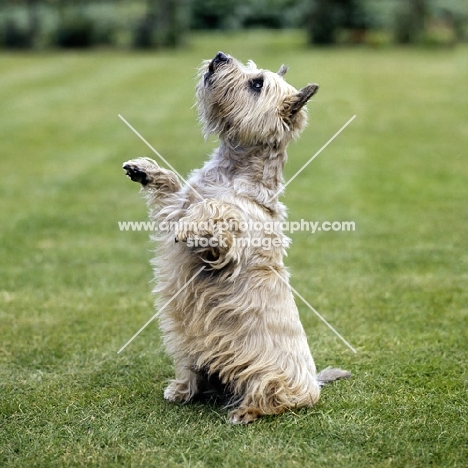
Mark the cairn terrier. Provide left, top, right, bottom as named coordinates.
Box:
left=123, top=52, right=350, bottom=424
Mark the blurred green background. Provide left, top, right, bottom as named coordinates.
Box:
left=1, top=1, right=467, bottom=467
left=1, top=0, right=467, bottom=49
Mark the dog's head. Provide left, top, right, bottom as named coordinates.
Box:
left=196, top=52, right=319, bottom=147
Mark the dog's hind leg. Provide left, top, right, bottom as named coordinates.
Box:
left=227, top=371, right=321, bottom=424
left=227, top=369, right=351, bottom=423
left=163, top=357, right=201, bottom=403
left=123, top=157, right=181, bottom=207
left=228, top=406, right=265, bottom=424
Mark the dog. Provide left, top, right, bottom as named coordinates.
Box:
left=123, top=52, right=350, bottom=424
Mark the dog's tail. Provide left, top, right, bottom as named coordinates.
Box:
left=316, top=367, right=351, bottom=387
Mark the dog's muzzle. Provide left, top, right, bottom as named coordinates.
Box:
left=204, top=51, right=230, bottom=84
left=209, top=52, right=229, bottom=73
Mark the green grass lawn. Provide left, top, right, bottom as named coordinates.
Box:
left=1, top=31, right=467, bottom=467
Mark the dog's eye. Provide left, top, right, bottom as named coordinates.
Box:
left=250, top=78, right=264, bottom=92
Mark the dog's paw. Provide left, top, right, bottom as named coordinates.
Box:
left=228, top=407, right=262, bottom=425
left=164, top=381, right=193, bottom=403
left=123, top=157, right=159, bottom=185
left=174, top=222, right=211, bottom=244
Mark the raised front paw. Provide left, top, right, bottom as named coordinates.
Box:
left=122, top=157, right=159, bottom=186
left=174, top=220, right=211, bottom=244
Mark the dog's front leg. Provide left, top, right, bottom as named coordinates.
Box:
left=175, top=199, right=245, bottom=269
left=123, top=157, right=181, bottom=208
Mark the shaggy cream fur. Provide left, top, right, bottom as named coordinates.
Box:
left=123, top=52, right=350, bottom=424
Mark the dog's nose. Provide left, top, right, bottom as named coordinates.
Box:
left=213, top=51, right=229, bottom=63
left=208, top=52, right=229, bottom=73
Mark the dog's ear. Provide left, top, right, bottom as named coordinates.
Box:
left=282, top=84, right=319, bottom=118
left=277, top=64, right=288, bottom=77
